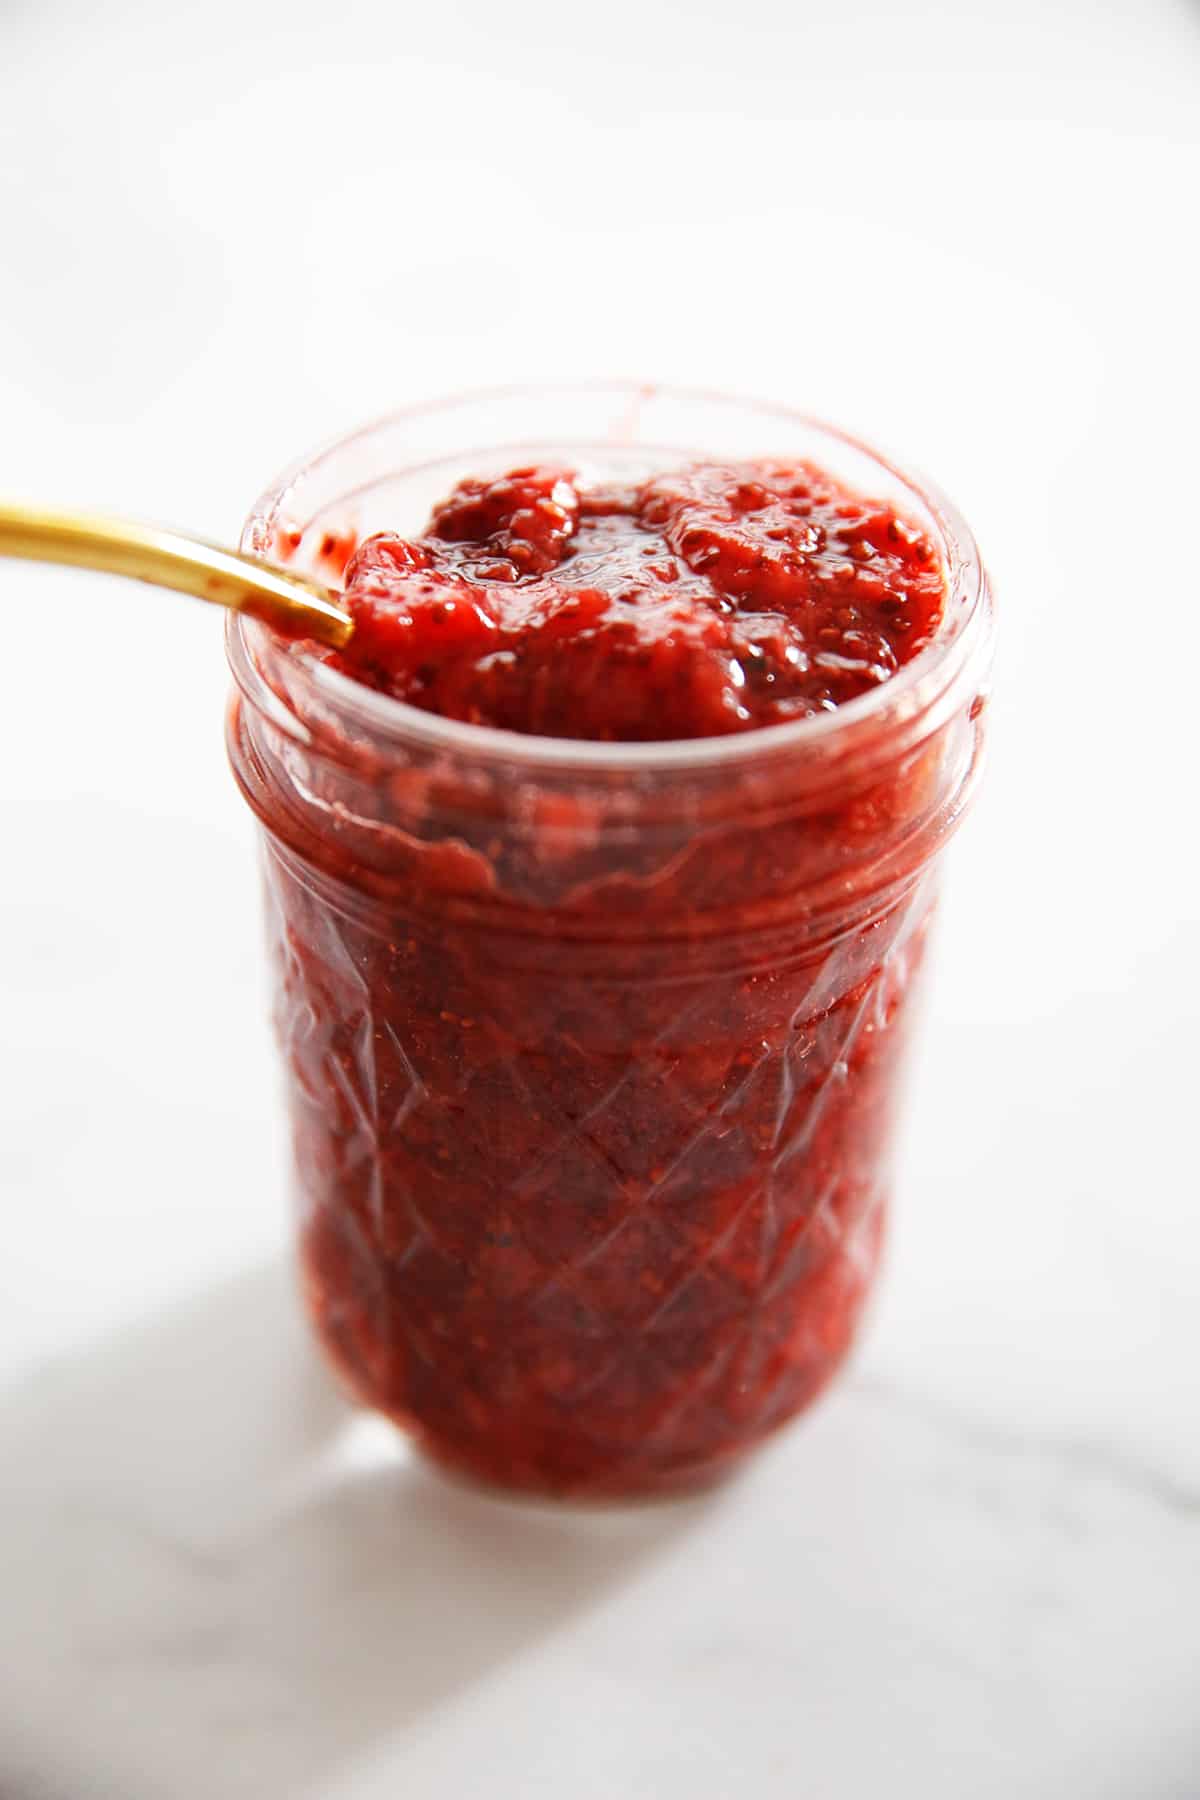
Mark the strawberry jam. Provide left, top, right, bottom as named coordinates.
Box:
left=328, top=460, right=944, bottom=740
left=228, top=422, right=991, bottom=1498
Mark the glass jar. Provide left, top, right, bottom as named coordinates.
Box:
left=226, top=384, right=993, bottom=1498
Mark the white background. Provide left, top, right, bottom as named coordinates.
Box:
left=1, top=1, right=1198, bottom=1795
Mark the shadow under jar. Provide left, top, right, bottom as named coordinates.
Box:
left=226, top=385, right=994, bottom=1499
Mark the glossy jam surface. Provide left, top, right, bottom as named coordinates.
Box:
left=231, top=449, right=976, bottom=1498
left=326, top=460, right=944, bottom=740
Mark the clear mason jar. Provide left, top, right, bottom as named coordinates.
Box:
left=226, top=384, right=994, bottom=1498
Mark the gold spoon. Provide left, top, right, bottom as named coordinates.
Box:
left=0, top=501, right=353, bottom=647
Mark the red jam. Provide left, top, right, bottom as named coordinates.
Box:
left=327, top=460, right=944, bottom=740
left=230, top=454, right=976, bottom=1497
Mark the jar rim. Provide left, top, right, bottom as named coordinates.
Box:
left=231, top=380, right=993, bottom=777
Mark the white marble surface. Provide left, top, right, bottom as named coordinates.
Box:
left=1, top=1, right=1199, bottom=1795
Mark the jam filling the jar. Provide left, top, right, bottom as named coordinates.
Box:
left=228, top=447, right=986, bottom=1496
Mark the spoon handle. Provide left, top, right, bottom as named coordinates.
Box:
left=0, top=501, right=352, bottom=647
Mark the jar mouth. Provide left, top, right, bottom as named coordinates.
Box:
left=232, top=381, right=993, bottom=777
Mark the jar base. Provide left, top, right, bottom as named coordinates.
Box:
left=297, top=1204, right=884, bottom=1505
